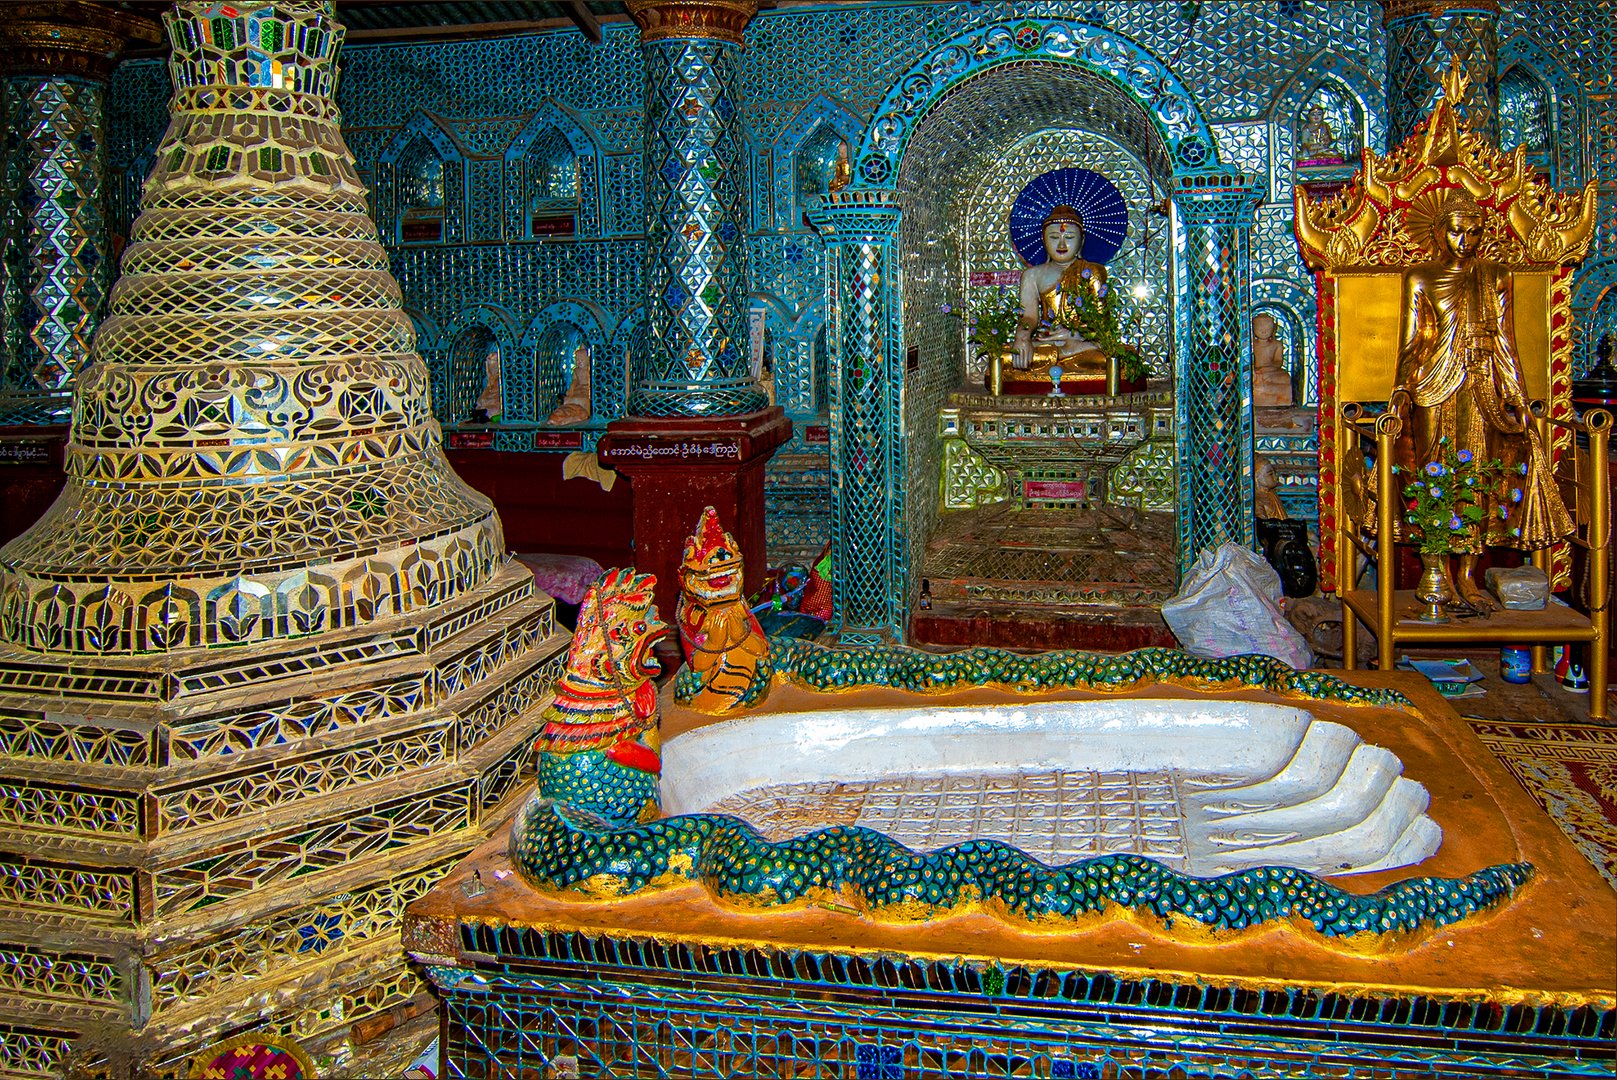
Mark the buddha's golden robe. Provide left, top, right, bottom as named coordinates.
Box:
left=1395, top=258, right=1573, bottom=552
left=1002, top=260, right=1108, bottom=383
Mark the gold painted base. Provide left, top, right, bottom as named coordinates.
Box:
left=409, top=675, right=1616, bottom=1011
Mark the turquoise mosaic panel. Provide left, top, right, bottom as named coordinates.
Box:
left=432, top=944, right=1616, bottom=1079
left=1174, top=177, right=1261, bottom=569
left=811, top=192, right=905, bottom=643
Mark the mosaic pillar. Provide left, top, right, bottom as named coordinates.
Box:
left=0, top=2, right=566, bottom=1072
left=626, top=0, right=766, bottom=417
left=1382, top=0, right=1499, bottom=147
left=808, top=191, right=905, bottom=644
left=1173, top=174, right=1262, bottom=571
left=0, top=3, right=159, bottom=420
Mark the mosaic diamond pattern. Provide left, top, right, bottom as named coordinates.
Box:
left=1176, top=179, right=1260, bottom=569
left=0, top=75, right=108, bottom=415
left=635, top=37, right=764, bottom=417
left=0, top=3, right=569, bottom=1070
left=1386, top=9, right=1500, bottom=147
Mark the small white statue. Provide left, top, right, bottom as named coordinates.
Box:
left=475, top=346, right=503, bottom=421
left=547, top=342, right=592, bottom=425
left=1251, top=313, right=1294, bottom=408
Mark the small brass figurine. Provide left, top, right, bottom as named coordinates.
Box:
left=1391, top=189, right=1573, bottom=613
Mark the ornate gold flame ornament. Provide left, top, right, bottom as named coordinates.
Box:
left=1295, top=60, right=1597, bottom=591
left=0, top=2, right=566, bottom=1072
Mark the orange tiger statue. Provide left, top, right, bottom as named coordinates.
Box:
left=673, top=507, right=774, bottom=713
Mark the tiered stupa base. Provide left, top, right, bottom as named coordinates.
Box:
left=0, top=560, right=566, bottom=1076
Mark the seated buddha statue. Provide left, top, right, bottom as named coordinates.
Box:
left=992, top=206, right=1133, bottom=396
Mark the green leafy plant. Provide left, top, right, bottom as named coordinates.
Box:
left=1058, top=271, right=1153, bottom=382
left=948, top=287, right=1024, bottom=368
left=950, top=276, right=1154, bottom=383
left=1398, top=438, right=1503, bottom=555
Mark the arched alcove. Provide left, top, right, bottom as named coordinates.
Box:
left=522, top=303, right=607, bottom=425
left=1293, top=81, right=1362, bottom=167
left=893, top=59, right=1181, bottom=620
left=395, top=135, right=446, bottom=243
left=773, top=94, right=863, bottom=232
left=793, top=123, right=848, bottom=224
left=379, top=114, right=464, bottom=245
left=446, top=324, right=498, bottom=422
left=522, top=125, right=580, bottom=237
left=813, top=18, right=1247, bottom=642
left=1499, top=64, right=1553, bottom=156
left=1499, top=35, right=1589, bottom=189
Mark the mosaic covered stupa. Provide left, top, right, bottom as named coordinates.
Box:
left=0, top=1, right=566, bottom=1072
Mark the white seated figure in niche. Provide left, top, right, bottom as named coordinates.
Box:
left=1296, top=103, right=1342, bottom=164
left=547, top=342, right=592, bottom=426
left=1011, top=206, right=1109, bottom=378
left=475, top=345, right=503, bottom=422
left=1251, top=313, right=1294, bottom=407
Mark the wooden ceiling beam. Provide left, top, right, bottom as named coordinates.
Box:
left=564, top=1, right=603, bottom=42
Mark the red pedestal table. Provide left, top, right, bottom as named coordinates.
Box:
left=598, top=407, right=792, bottom=624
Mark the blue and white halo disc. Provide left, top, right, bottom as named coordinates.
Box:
left=1009, top=167, right=1129, bottom=266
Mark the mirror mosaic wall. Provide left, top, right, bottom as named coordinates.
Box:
left=90, top=0, right=1617, bottom=632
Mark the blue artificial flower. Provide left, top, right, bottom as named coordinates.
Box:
left=1097, top=283, right=1108, bottom=297
left=1498, top=506, right=1509, bottom=519
left=1449, top=515, right=1463, bottom=530
left=1511, top=488, right=1523, bottom=503
left=1081, top=267, right=1092, bottom=279
left=1519, top=462, right=1529, bottom=475
left=1425, top=462, right=1445, bottom=477
left=1465, top=477, right=1475, bottom=486
left=1430, top=486, right=1443, bottom=499
left=1456, top=449, right=1472, bottom=463
left=939, top=303, right=952, bottom=314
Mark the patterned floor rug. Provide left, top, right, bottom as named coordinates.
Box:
left=1466, top=718, right=1617, bottom=891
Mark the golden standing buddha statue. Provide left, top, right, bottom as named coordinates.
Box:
left=1392, top=189, right=1574, bottom=613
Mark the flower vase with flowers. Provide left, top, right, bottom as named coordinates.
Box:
left=1397, top=437, right=1503, bottom=622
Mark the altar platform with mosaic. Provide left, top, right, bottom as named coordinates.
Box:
left=406, top=556, right=1616, bottom=1077
left=0, top=0, right=1612, bottom=1076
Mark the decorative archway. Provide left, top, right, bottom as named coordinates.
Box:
left=378, top=112, right=466, bottom=244
left=771, top=94, right=863, bottom=233
left=520, top=301, right=608, bottom=424
left=810, top=18, right=1260, bottom=643
left=506, top=102, right=604, bottom=239
left=1498, top=34, right=1590, bottom=190
left=439, top=304, right=520, bottom=424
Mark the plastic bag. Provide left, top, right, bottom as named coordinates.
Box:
left=1483, top=565, right=1549, bottom=610
left=1162, top=543, right=1313, bottom=669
